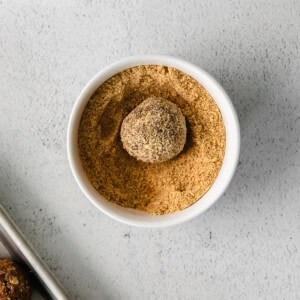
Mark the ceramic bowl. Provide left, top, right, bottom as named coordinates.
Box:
left=67, top=55, right=240, bottom=227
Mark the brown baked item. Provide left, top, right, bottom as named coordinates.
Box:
left=0, top=259, right=31, bottom=300
left=120, top=97, right=187, bottom=163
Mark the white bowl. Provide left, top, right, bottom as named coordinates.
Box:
left=67, top=55, right=240, bottom=228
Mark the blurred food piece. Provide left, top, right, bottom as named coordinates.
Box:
left=0, top=258, right=31, bottom=300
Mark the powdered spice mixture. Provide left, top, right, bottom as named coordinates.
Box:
left=78, top=65, right=226, bottom=215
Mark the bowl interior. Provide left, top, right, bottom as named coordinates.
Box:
left=67, top=55, right=240, bottom=227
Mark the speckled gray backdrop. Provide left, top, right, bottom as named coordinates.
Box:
left=0, top=0, right=299, bottom=299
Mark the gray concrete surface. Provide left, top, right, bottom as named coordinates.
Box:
left=0, top=1, right=299, bottom=299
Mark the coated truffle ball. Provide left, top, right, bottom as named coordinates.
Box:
left=121, top=97, right=187, bottom=163
left=0, top=259, right=31, bottom=300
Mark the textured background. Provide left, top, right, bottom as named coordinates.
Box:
left=0, top=0, right=299, bottom=299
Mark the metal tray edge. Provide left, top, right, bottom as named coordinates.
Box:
left=0, top=205, right=69, bottom=300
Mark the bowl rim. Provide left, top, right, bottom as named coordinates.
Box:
left=67, top=55, right=240, bottom=228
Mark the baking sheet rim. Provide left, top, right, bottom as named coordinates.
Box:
left=0, top=205, right=69, bottom=300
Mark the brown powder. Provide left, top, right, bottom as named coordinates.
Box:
left=78, top=65, right=226, bottom=215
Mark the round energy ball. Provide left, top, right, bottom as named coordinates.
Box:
left=121, top=97, right=187, bottom=163
left=0, top=259, right=31, bottom=300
